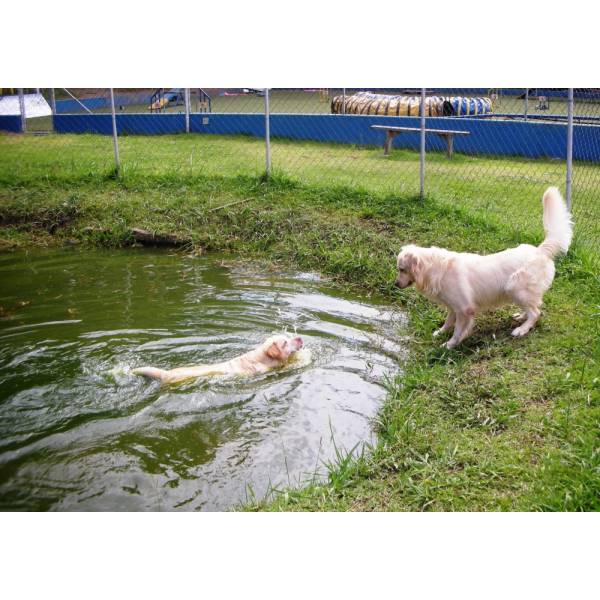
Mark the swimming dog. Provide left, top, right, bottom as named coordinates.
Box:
left=132, top=334, right=304, bottom=383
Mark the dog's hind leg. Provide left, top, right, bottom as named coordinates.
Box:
left=442, top=310, right=475, bottom=349
left=508, top=258, right=553, bottom=337
left=131, top=367, right=169, bottom=381
left=511, top=300, right=542, bottom=337
left=507, top=271, right=546, bottom=338
left=510, top=284, right=543, bottom=337
left=433, top=311, right=456, bottom=338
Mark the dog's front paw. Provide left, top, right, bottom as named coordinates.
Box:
left=511, top=325, right=530, bottom=337
left=433, top=328, right=444, bottom=338
left=442, top=340, right=457, bottom=349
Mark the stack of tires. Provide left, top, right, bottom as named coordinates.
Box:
left=331, top=91, right=492, bottom=117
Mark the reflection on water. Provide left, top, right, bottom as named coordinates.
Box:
left=0, top=249, right=406, bottom=510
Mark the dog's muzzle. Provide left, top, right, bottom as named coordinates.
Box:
left=394, top=279, right=411, bottom=289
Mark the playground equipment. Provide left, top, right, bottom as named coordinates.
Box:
left=149, top=89, right=184, bottom=112
left=331, top=91, right=493, bottom=117
left=149, top=89, right=212, bottom=113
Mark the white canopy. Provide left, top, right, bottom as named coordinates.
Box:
left=0, top=93, right=52, bottom=117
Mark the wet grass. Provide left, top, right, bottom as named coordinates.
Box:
left=1, top=132, right=599, bottom=511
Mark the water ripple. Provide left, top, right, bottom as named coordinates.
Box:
left=0, top=249, right=406, bottom=510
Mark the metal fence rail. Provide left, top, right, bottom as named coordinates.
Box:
left=1, top=87, right=599, bottom=258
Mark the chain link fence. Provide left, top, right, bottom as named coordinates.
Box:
left=1, top=87, right=598, bottom=258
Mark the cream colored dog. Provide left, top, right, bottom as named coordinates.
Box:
left=395, top=187, right=572, bottom=348
left=132, top=334, right=304, bottom=383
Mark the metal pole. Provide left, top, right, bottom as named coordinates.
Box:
left=50, top=88, right=57, bottom=114
left=18, top=88, right=26, bottom=133
left=109, top=88, right=121, bottom=176
left=184, top=88, right=190, bottom=133
left=566, top=87, right=574, bottom=210
left=524, top=88, right=529, bottom=121
left=264, top=88, right=271, bottom=177
left=62, top=88, right=94, bottom=114
left=342, top=88, right=346, bottom=114
left=419, top=87, right=426, bottom=199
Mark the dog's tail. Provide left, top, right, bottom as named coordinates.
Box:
left=131, top=366, right=168, bottom=381
left=539, top=187, right=573, bottom=258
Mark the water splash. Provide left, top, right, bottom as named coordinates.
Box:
left=0, top=249, right=406, bottom=511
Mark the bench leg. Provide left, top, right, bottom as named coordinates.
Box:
left=383, top=131, right=396, bottom=156
left=446, top=134, right=454, bottom=158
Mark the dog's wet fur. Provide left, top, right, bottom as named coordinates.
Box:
left=132, top=334, right=304, bottom=383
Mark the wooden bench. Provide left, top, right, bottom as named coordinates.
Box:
left=370, top=125, right=470, bottom=158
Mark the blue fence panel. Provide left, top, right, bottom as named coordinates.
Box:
left=53, top=113, right=600, bottom=163
left=54, top=113, right=186, bottom=134
left=0, top=115, right=23, bottom=133
left=55, top=92, right=154, bottom=114
left=574, top=124, right=600, bottom=162
left=416, top=117, right=568, bottom=160
left=54, top=114, right=112, bottom=133
left=433, top=88, right=591, bottom=98
left=114, top=91, right=153, bottom=107
left=55, top=97, right=108, bottom=113
left=190, top=113, right=265, bottom=137
left=118, top=114, right=185, bottom=135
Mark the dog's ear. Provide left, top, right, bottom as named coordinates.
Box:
left=399, top=245, right=421, bottom=273
left=266, top=341, right=283, bottom=360
left=407, top=252, right=422, bottom=274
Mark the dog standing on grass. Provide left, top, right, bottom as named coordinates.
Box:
left=395, top=187, right=573, bottom=348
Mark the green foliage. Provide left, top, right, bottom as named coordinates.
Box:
left=1, top=133, right=599, bottom=511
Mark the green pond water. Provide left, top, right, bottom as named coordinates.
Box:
left=0, top=249, right=406, bottom=511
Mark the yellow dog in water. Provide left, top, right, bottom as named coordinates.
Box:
left=132, top=334, right=304, bottom=384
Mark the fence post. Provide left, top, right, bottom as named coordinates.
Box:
left=566, top=87, right=573, bottom=211
left=419, top=87, right=426, bottom=199
left=109, top=88, right=121, bottom=176
left=184, top=88, right=190, bottom=133
left=524, top=88, right=529, bottom=121
left=50, top=88, right=57, bottom=115
left=18, top=88, right=26, bottom=133
left=264, top=88, right=271, bottom=177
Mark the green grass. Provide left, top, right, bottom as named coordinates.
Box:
left=1, top=132, right=599, bottom=511
left=2, top=133, right=599, bottom=250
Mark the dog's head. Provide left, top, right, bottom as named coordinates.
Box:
left=262, top=334, right=303, bottom=363
left=395, top=245, right=423, bottom=289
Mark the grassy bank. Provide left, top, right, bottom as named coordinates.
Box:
left=1, top=134, right=599, bottom=510
left=2, top=133, right=599, bottom=251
